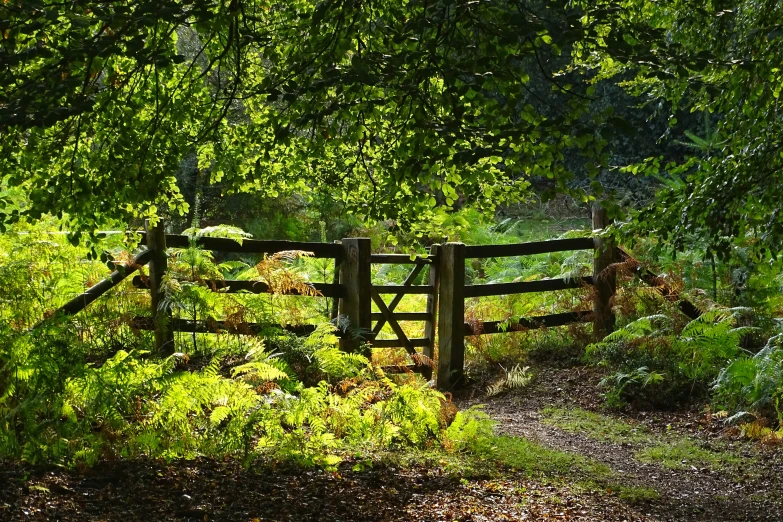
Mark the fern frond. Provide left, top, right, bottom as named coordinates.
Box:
left=183, top=225, right=252, bottom=245
left=232, top=362, right=289, bottom=382
left=485, top=365, right=532, bottom=397
left=209, top=406, right=231, bottom=426
left=485, top=380, right=505, bottom=397
left=505, top=365, right=533, bottom=389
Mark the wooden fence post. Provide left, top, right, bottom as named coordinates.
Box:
left=339, top=238, right=372, bottom=353
left=330, top=240, right=341, bottom=321
left=437, top=242, right=465, bottom=390
left=592, top=202, right=616, bottom=340
left=145, top=219, right=174, bottom=355
left=422, top=244, right=441, bottom=381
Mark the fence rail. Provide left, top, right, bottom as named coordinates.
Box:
left=55, top=249, right=152, bottom=318
left=139, top=232, right=343, bottom=259
left=131, top=276, right=345, bottom=298
left=463, top=276, right=593, bottom=298
left=433, top=236, right=604, bottom=389
left=370, top=254, right=433, bottom=264
left=130, top=317, right=324, bottom=337
left=464, top=310, right=593, bottom=335
left=373, top=285, right=433, bottom=295
left=464, top=237, right=594, bottom=258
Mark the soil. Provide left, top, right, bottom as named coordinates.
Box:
left=1, top=364, right=781, bottom=521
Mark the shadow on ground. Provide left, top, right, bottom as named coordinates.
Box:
left=1, top=458, right=651, bottom=522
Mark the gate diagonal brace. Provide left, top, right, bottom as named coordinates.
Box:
left=371, top=263, right=426, bottom=335
left=371, top=289, right=416, bottom=356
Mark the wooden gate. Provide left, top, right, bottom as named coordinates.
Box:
left=369, top=246, right=440, bottom=380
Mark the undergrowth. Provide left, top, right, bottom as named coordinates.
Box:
left=587, top=308, right=756, bottom=409
left=1, top=320, right=489, bottom=469
left=635, top=440, right=743, bottom=471
left=541, top=406, right=747, bottom=473
left=0, top=222, right=490, bottom=470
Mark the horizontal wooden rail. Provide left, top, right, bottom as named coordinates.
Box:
left=132, top=276, right=343, bottom=298
left=138, top=233, right=342, bottom=259
left=464, top=276, right=593, bottom=298
left=373, top=285, right=433, bottom=295
left=370, top=254, right=433, bottom=264
left=615, top=247, right=701, bottom=320
left=381, top=364, right=427, bottom=374
left=464, top=237, right=594, bottom=259
left=371, top=312, right=431, bottom=321
left=131, top=317, right=345, bottom=337
left=465, top=310, right=592, bottom=335
left=372, top=337, right=431, bottom=348
left=55, top=249, right=152, bottom=318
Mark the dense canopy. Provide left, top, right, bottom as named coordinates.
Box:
left=1, top=0, right=782, bottom=256
left=0, top=0, right=618, bottom=234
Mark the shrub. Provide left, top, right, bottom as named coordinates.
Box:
left=714, top=333, right=783, bottom=424
left=588, top=308, right=754, bottom=408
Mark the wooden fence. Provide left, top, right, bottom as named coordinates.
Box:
left=434, top=237, right=604, bottom=389
left=52, top=217, right=648, bottom=391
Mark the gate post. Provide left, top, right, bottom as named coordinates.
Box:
left=145, top=219, right=174, bottom=356
left=330, top=240, right=341, bottom=321
left=339, top=238, right=372, bottom=353
left=592, top=202, right=616, bottom=339
left=437, top=242, right=465, bottom=390
left=422, top=244, right=441, bottom=381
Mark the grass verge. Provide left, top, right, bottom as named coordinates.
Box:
left=541, top=407, right=649, bottom=444
left=540, top=406, right=747, bottom=473
left=634, top=440, right=742, bottom=470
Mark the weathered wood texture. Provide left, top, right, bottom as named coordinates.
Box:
left=55, top=249, right=152, bottom=318
left=371, top=289, right=416, bottom=355
left=592, top=204, right=616, bottom=339
left=370, top=264, right=426, bottom=335
left=132, top=276, right=343, bottom=298
left=138, top=232, right=342, bottom=259
left=368, top=259, right=436, bottom=376
left=423, top=244, right=441, bottom=380
left=330, top=246, right=341, bottom=320
left=130, top=317, right=329, bottom=337
left=464, top=277, right=593, bottom=298
left=464, top=237, right=594, bottom=258
left=145, top=220, right=174, bottom=356
left=370, top=254, right=434, bottom=264
left=437, top=242, right=466, bottom=390
left=372, top=285, right=432, bottom=294
left=615, top=247, right=701, bottom=320
left=339, top=238, right=372, bottom=352
left=371, top=338, right=431, bottom=348
left=370, top=312, right=431, bottom=321
left=465, top=311, right=592, bottom=335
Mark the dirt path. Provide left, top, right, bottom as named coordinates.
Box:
left=458, top=365, right=783, bottom=522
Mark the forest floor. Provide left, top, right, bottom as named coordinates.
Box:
left=457, top=365, right=783, bottom=521
left=2, top=364, right=782, bottom=521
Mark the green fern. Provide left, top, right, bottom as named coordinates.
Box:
left=714, top=334, right=783, bottom=419
left=590, top=308, right=754, bottom=406
left=301, top=323, right=369, bottom=382
left=182, top=225, right=252, bottom=245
